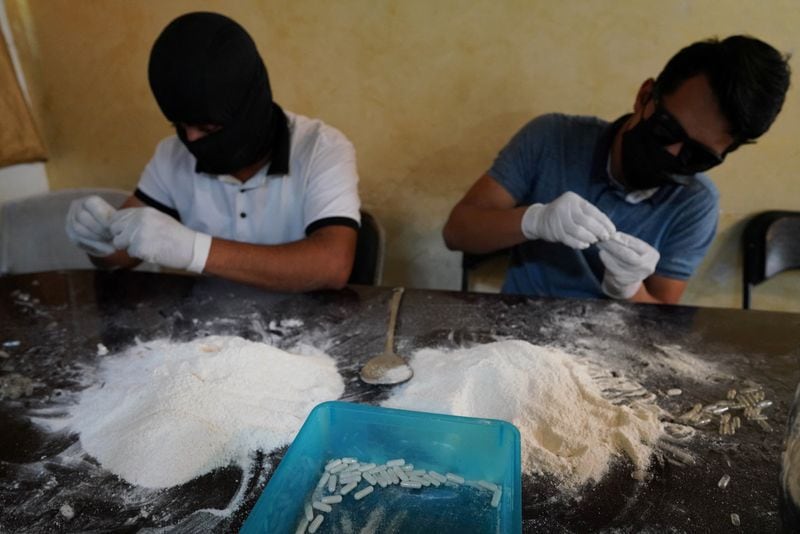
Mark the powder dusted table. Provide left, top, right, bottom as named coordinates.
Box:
left=1, top=270, right=798, bottom=533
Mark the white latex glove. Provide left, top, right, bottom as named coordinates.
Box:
left=110, top=207, right=212, bottom=273
left=521, top=191, right=615, bottom=250
left=65, top=195, right=117, bottom=256
left=597, top=232, right=660, bottom=299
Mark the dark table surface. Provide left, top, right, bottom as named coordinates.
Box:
left=1, top=270, right=798, bottom=533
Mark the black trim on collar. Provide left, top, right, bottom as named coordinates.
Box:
left=305, top=216, right=360, bottom=236
left=134, top=189, right=181, bottom=221
left=266, top=105, right=290, bottom=176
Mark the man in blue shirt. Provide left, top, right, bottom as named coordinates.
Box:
left=444, top=36, right=790, bottom=304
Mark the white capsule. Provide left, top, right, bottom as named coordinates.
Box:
left=339, top=473, right=362, bottom=484
left=446, top=473, right=465, bottom=484
left=428, top=471, right=447, bottom=483
left=478, top=480, right=499, bottom=492
left=354, top=486, right=374, bottom=500
left=718, top=474, right=731, bottom=489
left=394, top=466, right=409, bottom=481
left=375, top=472, right=389, bottom=488
left=400, top=480, right=422, bottom=489
left=304, top=502, right=314, bottom=521
left=327, top=475, right=337, bottom=493
left=402, top=464, right=414, bottom=471
left=358, top=463, right=376, bottom=472
left=363, top=472, right=377, bottom=486
left=341, top=457, right=357, bottom=464
left=324, top=459, right=342, bottom=472
left=491, top=488, right=502, bottom=508
left=312, top=501, right=332, bottom=513
left=295, top=517, right=310, bottom=534
left=340, top=481, right=358, bottom=495
left=316, top=472, right=330, bottom=489
left=386, top=459, right=405, bottom=467
left=731, top=513, right=740, bottom=526
left=308, top=514, right=324, bottom=534
left=329, top=463, right=347, bottom=474
left=425, top=475, right=441, bottom=487
left=322, top=495, right=343, bottom=504
left=411, top=469, right=427, bottom=477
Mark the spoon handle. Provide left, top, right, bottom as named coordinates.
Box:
left=384, top=287, right=404, bottom=353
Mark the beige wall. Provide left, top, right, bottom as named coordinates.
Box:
left=6, top=0, right=800, bottom=311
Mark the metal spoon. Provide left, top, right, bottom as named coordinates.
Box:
left=359, top=287, right=413, bottom=385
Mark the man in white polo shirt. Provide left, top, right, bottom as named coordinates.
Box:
left=65, top=12, right=360, bottom=291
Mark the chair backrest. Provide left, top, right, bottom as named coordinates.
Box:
left=0, top=188, right=131, bottom=275
left=741, top=210, right=800, bottom=309
left=461, top=249, right=511, bottom=292
left=348, top=209, right=385, bottom=286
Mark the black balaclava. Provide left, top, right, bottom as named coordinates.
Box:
left=148, top=12, right=277, bottom=175
left=620, top=116, right=694, bottom=190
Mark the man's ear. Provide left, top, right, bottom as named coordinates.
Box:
left=634, top=78, right=656, bottom=113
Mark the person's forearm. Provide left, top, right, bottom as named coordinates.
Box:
left=443, top=204, right=529, bottom=254
left=202, top=232, right=355, bottom=292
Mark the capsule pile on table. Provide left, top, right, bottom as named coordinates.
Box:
left=677, top=386, right=773, bottom=436
left=295, top=456, right=503, bottom=534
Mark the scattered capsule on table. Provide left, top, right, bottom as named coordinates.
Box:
left=295, top=517, right=310, bottom=534
left=478, top=480, right=499, bottom=492
left=327, top=475, right=337, bottom=493
left=718, top=474, right=731, bottom=489
left=354, top=486, right=374, bottom=500
left=304, top=502, right=314, bottom=521
left=757, top=400, right=773, bottom=409
left=308, top=514, right=324, bottom=534
left=321, top=495, right=342, bottom=504
left=358, top=463, right=376, bottom=472
left=386, top=459, right=405, bottom=467
left=363, top=472, right=377, bottom=486
left=667, top=388, right=682, bottom=396
left=731, top=513, right=740, bottom=526
left=400, top=480, right=422, bottom=489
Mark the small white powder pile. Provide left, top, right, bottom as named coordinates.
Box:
left=382, top=340, right=663, bottom=488
left=67, top=335, right=344, bottom=488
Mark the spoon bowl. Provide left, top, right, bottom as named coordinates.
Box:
left=359, top=287, right=413, bottom=385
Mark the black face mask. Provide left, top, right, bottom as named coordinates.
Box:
left=148, top=12, right=277, bottom=175
left=621, top=117, right=692, bottom=190
left=620, top=98, right=729, bottom=190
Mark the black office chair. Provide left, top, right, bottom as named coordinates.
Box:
left=741, top=210, right=800, bottom=309
left=460, top=249, right=510, bottom=292
left=348, top=209, right=385, bottom=286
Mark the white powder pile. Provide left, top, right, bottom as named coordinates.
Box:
left=382, top=340, right=663, bottom=488
left=67, top=335, right=344, bottom=488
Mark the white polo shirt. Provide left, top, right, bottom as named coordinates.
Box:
left=134, top=110, right=361, bottom=245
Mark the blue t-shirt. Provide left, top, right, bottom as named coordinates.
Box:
left=488, top=113, right=719, bottom=299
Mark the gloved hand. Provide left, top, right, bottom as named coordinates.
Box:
left=521, top=192, right=615, bottom=250
left=65, top=195, right=117, bottom=256
left=110, top=207, right=212, bottom=273
left=597, top=232, right=660, bottom=299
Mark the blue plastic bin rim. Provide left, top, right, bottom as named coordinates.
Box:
left=310, top=400, right=522, bottom=438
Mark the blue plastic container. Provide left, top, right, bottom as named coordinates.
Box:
left=240, top=401, right=521, bottom=534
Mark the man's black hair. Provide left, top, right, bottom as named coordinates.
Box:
left=655, top=35, right=791, bottom=145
